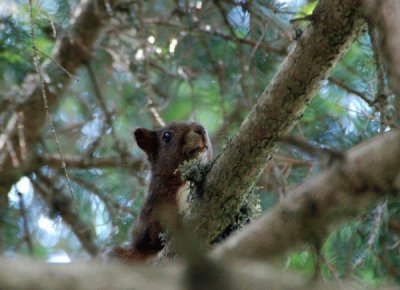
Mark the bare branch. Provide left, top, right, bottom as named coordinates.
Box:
left=328, top=76, right=373, bottom=105
left=16, top=191, right=34, bottom=255
left=33, top=173, right=99, bottom=256
left=37, top=154, right=143, bottom=171
left=142, top=18, right=287, bottom=56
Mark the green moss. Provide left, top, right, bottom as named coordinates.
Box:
left=179, top=159, right=212, bottom=186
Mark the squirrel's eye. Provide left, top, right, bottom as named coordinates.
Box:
left=162, top=131, right=172, bottom=143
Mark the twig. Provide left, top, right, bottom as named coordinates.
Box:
left=368, top=23, right=388, bottom=132
left=17, top=112, right=28, bottom=161
left=16, top=191, right=34, bottom=255
left=198, top=36, right=227, bottom=120
left=37, top=154, right=143, bottom=171
left=353, top=201, right=387, bottom=269
left=6, top=139, right=20, bottom=167
left=270, top=161, right=288, bottom=200
left=142, top=19, right=287, bottom=55
left=212, top=2, right=253, bottom=106
left=0, top=112, right=18, bottom=167
left=273, top=155, right=312, bottom=166
left=280, top=136, right=344, bottom=168
left=290, top=15, right=314, bottom=24
left=322, top=256, right=345, bottom=287
left=135, top=0, right=165, bottom=128
left=388, top=218, right=400, bottom=235
left=247, top=27, right=268, bottom=64
left=367, top=201, right=386, bottom=248
left=28, top=0, right=77, bottom=209
left=32, top=172, right=99, bottom=256
left=37, top=48, right=79, bottom=81
left=328, top=77, right=373, bottom=105
left=70, top=174, right=133, bottom=219
left=86, top=63, right=114, bottom=131
left=84, top=62, right=118, bottom=156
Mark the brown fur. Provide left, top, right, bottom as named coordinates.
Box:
left=108, top=121, right=212, bottom=262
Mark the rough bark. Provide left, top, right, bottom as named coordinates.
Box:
left=362, top=0, right=400, bottom=124
left=0, top=258, right=396, bottom=290
left=213, top=130, right=400, bottom=259
left=187, top=0, right=365, bottom=244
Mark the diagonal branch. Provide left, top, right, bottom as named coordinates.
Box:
left=214, top=130, right=400, bottom=259
left=33, top=172, right=99, bottom=256
left=187, top=0, right=366, bottom=244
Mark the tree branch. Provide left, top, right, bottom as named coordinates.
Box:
left=33, top=173, right=99, bottom=256
left=0, top=0, right=127, bottom=197
left=187, top=0, right=365, bottom=244
left=0, top=258, right=396, bottom=290
left=37, top=154, right=143, bottom=171
left=363, top=0, right=400, bottom=125
left=214, top=130, right=400, bottom=259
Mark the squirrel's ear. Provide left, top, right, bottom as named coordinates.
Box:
left=134, top=128, right=158, bottom=156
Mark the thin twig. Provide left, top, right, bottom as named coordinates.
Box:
left=86, top=63, right=114, bottom=131
left=17, top=112, right=28, bottom=161
left=17, top=191, right=34, bottom=255
left=213, top=1, right=252, bottom=106
left=28, top=0, right=76, bottom=209
left=141, top=19, right=287, bottom=55
left=37, top=48, right=79, bottom=81
left=247, top=27, right=268, bottom=64
left=32, top=172, right=99, bottom=256
left=135, top=0, right=165, bottom=128
left=6, top=139, right=20, bottom=167
left=0, top=112, right=18, bottom=167
left=368, top=23, right=388, bottom=132
left=37, top=153, right=143, bottom=171
left=328, top=77, right=373, bottom=105
left=71, top=175, right=132, bottom=215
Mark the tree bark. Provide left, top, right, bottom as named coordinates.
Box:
left=362, top=0, right=400, bottom=124
left=213, top=130, right=400, bottom=259
left=187, top=0, right=366, bottom=244
left=0, top=258, right=396, bottom=290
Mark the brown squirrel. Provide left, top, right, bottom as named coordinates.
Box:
left=108, top=121, right=212, bottom=261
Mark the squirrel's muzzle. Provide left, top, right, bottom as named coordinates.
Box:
left=183, top=129, right=209, bottom=160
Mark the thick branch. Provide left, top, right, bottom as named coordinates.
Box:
left=214, top=131, right=400, bottom=259
left=0, top=258, right=395, bottom=290
left=363, top=0, right=400, bottom=124
left=189, top=0, right=365, bottom=243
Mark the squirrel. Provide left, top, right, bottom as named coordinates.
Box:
left=107, top=121, right=213, bottom=262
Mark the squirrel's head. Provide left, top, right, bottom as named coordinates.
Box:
left=133, top=121, right=213, bottom=177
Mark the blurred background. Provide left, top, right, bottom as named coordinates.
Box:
left=0, top=0, right=399, bottom=285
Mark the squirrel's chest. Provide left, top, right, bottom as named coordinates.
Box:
left=176, top=182, right=190, bottom=213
